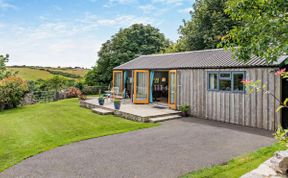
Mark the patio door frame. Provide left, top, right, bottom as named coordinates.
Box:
left=112, top=70, right=123, bottom=93
left=133, top=70, right=150, bottom=104
left=168, top=70, right=177, bottom=109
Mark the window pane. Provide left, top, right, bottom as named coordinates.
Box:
left=208, top=73, right=218, bottom=90
left=219, top=80, right=231, bottom=91
left=233, top=73, right=244, bottom=92
left=169, top=72, right=176, bottom=104
left=114, top=72, right=121, bottom=94
left=220, top=73, right=231, bottom=78
left=136, top=72, right=148, bottom=100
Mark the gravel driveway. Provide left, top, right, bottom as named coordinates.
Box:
left=0, top=117, right=275, bottom=178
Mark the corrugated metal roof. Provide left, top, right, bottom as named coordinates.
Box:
left=114, top=48, right=286, bottom=70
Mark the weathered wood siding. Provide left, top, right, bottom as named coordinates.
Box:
left=177, top=67, right=281, bottom=131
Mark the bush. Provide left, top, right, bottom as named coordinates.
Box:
left=0, top=76, right=28, bottom=110
left=64, top=87, right=82, bottom=98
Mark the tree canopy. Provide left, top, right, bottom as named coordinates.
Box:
left=86, top=24, right=170, bottom=85
left=0, top=54, right=12, bottom=80
left=173, top=0, right=239, bottom=52
left=221, top=0, right=288, bottom=63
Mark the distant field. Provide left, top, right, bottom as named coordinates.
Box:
left=7, top=67, right=89, bottom=81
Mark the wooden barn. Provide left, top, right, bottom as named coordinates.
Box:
left=112, top=48, right=288, bottom=131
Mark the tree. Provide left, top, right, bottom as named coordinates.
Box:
left=87, top=24, right=170, bottom=85
left=174, top=0, right=239, bottom=52
left=0, top=54, right=12, bottom=80
left=221, top=0, right=288, bottom=63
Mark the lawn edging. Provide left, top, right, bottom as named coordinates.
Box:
left=181, top=143, right=286, bottom=178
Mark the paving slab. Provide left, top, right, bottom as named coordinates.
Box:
left=0, top=117, right=275, bottom=178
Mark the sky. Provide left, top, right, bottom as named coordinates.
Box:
left=0, top=0, right=193, bottom=68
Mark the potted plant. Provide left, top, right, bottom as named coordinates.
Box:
left=79, top=94, right=87, bottom=101
left=114, top=98, right=121, bottom=110
left=179, top=105, right=190, bottom=117
left=98, top=95, right=105, bottom=105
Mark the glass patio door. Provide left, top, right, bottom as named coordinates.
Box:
left=168, top=70, right=177, bottom=109
left=113, top=70, right=123, bottom=95
left=133, top=70, right=150, bottom=104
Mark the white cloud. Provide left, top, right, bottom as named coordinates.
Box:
left=0, top=0, right=16, bottom=10
left=152, top=0, right=183, bottom=6
left=98, top=15, right=153, bottom=26
left=178, top=7, right=192, bottom=14
left=139, top=4, right=156, bottom=14
left=104, top=0, right=136, bottom=7
left=0, top=22, right=5, bottom=28
left=81, top=14, right=154, bottom=27
left=0, top=13, right=156, bottom=67
left=109, top=0, right=135, bottom=4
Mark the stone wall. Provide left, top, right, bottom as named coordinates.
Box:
left=241, top=151, right=288, bottom=178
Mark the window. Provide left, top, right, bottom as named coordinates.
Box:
left=219, top=80, right=232, bottom=91
left=219, top=72, right=231, bottom=91
left=207, top=71, right=245, bottom=93
left=233, top=73, right=245, bottom=92
left=208, top=73, right=218, bottom=90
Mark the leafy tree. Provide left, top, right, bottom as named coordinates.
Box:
left=87, top=24, right=170, bottom=85
left=221, top=0, right=288, bottom=63
left=0, top=54, right=12, bottom=79
left=174, top=0, right=239, bottom=52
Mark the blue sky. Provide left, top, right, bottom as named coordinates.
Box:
left=0, top=0, right=193, bottom=68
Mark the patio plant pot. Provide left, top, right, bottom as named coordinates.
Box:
left=114, top=99, right=121, bottom=110
left=179, top=104, right=190, bottom=117
left=180, top=111, right=189, bottom=117
left=98, top=98, right=105, bottom=105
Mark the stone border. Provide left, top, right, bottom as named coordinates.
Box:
left=80, top=100, right=150, bottom=122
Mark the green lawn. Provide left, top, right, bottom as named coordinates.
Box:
left=0, top=98, right=157, bottom=172
left=182, top=143, right=285, bottom=178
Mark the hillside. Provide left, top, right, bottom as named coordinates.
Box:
left=7, top=66, right=89, bottom=81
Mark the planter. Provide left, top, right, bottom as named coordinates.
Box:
left=180, top=111, right=189, bottom=117
left=114, top=102, right=121, bottom=110
left=98, top=99, right=105, bottom=105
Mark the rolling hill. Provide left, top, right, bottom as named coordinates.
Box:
left=7, top=66, right=89, bottom=81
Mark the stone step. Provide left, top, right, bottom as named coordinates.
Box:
left=149, top=115, right=182, bottom=123
left=148, top=111, right=182, bottom=119
left=92, top=108, right=114, bottom=115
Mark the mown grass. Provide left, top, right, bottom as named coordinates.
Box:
left=0, top=98, right=157, bottom=172
left=182, top=143, right=285, bottom=178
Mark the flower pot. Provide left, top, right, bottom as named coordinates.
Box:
left=114, top=103, right=121, bottom=110
left=98, top=99, right=105, bottom=105
left=181, top=111, right=189, bottom=117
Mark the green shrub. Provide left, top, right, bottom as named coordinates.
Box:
left=0, top=76, right=28, bottom=110
left=179, top=105, right=190, bottom=112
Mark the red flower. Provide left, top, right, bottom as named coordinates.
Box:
left=241, top=79, right=251, bottom=85
left=275, top=68, right=286, bottom=76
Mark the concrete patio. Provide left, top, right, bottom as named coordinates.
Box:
left=80, top=98, right=181, bottom=122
